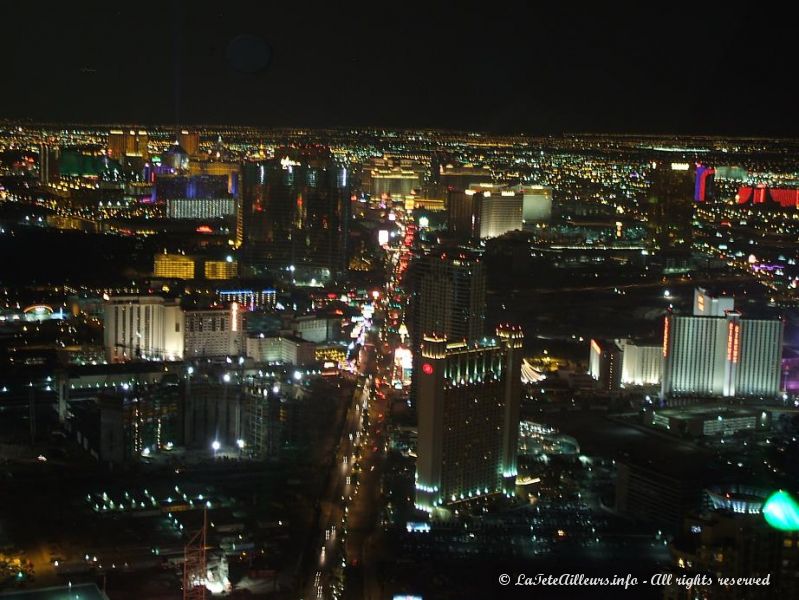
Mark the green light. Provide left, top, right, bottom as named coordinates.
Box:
left=763, top=490, right=799, bottom=531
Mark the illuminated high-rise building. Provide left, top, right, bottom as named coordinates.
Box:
left=216, top=289, right=277, bottom=310
left=103, top=296, right=184, bottom=362
left=166, top=197, right=236, bottom=219
left=520, top=185, right=553, bottom=228
left=240, top=150, right=349, bottom=282
left=415, top=326, right=523, bottom=513
left=661, top=288, right=783, bottom=399
left=588, top=339, right=622, bottom=392
left=38, top=142, right=60, bottom=186
left=448, top=184, right=523, bottom=240
left=153, top=253, right=196, bottom=279
left=618, top=338, right=662, bottom=386
left=438, top=163, right=493, bottom=193
left=107, top=129, right=149, bottom=160
left=108, top=130, right=126, bottom=160
left=362, top=155, right=426, bottom=198
left=178, top=130, right=200, bottom=157
left=183, top=305, right=244, bottom=358
left=204, top=259, right=238, bottom=280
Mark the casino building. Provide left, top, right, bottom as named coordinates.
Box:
left=415, top=326, right=523, bottom=513
left=661, top=288, right=783, bottom=400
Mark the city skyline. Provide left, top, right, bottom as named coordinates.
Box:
left=2, top=4, right=799, bottom=598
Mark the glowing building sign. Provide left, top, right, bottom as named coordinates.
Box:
left=694, top=164, right=715, bottom=202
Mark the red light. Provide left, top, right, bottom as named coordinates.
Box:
left=422, top=363, right=434, bottom=375
left=196, top=225, right=213, bottom=233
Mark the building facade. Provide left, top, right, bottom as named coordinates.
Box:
left=520, top=185, right=553, bottom=227
left=618, top=338, right=662, bottom=386
left=166, top=197, right=236, bottom=219
left=103, top=296, right=184, bottom=362
left=217, top=288, right=277, bottom=310
left=415, top=327, right=523, bottom=513
left=407, top=250, right=486, bottom=348
left=588, top=339, right=623, bottom=392
left=183, top=305, right=244, bottom=358
left=661, top=289, right=783, bottom=399
left=240, top=151, right=349, bottom=282
left=448, top=184, right=523, bottom=240
left=245, top=335, right=316, bottom=365
left=154, top=253, right=196, bottom=279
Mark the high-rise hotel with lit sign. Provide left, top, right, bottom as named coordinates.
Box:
left=661, top=288, right=783, bottom=399
left=415, top=326, right=523, bottom=513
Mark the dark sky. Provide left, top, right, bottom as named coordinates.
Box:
left=2, top=2, right=797, bottom=135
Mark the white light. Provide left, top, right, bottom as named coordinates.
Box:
left=223, top=373, right=231, bottom=383
left=187, top=366, right=194, bottom=375
left=212, top=441, right=221, bottom=451
left=226, top=255, right=233, bottom=263
left=236, top=439, right=245, bottom=449
left=293, top=370, right=302, bottom=381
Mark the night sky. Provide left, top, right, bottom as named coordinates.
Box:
left=2, top=2, right=796, bottom=135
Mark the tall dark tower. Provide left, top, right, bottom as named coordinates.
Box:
left=645, top=161, right=697, bottom=252
left=240, top=149, right=349, bottom=282
left=415, top=325, right=524, bottom=513
left=39, top=143, right=60, bottom=186
left=407, top=249, right=487, bottom=405
left=407, top=249, right=486, bottom=348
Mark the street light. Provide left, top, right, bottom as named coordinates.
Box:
left=212, top=440, right=221, bottom=457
